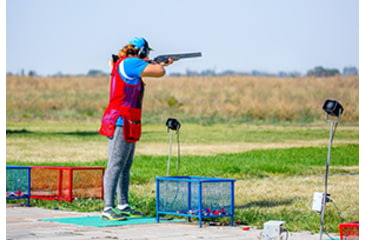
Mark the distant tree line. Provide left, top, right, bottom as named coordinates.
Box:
left=170, top=66, right=358, bottom=77
left=86, top=69, right=109, bottom=77
left=307, top=66, right=339, bottom=77
left=7, top=66, right=358, bottom=78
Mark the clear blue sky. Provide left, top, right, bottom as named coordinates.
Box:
left=6, top=0, right=359, bottom=76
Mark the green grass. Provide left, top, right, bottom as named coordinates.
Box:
left=135, top=144, right=358, bottom=183
left=8, top=143, right=358, bottom=233
left=6, top=121, right=358, bottom=233
left=6, top=121, right=359, bottom=144
left=17, top=191, right=157, bottom=216
left=8, top=144, right=358, bottom=184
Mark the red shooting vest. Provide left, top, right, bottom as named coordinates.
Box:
left=99, top=56, right=145, bottom=142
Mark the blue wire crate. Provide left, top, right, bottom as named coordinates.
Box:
left=6, top=166, right=31, bottom=206
left=156, top=176, right=235, bottom=227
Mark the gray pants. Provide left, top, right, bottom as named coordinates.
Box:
left=103, top=126, right=135, bottom=208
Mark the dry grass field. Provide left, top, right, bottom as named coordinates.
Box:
left=6, top=75, right=359, bottom=123
left=144, top=75, right=358, bottom=123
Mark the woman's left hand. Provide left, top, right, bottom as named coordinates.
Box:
left=159, top=58, right=175, bottom=67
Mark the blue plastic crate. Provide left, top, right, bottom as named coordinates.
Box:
left=156, top=176, right=235, bottom=227
left=6, top=166, right=31, bottom=206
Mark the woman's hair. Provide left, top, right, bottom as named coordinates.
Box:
left=117, top=44, right=139, bottom=58
left=109, top=44, right=139, bottom=67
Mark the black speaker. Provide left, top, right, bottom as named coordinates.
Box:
left=166, top=118, right=181, bottom=131
left=322, top=99, right=344, bottom=117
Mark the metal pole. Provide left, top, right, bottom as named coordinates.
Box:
left=230, top=181, right=235, bottom=226
left=319, top=119, right=335, bottom=240
left=156, top=179, right=160, bottom=223
left=166, top=131, right=174, bottom=176
left=198, top=182, right=203, bottom=228
left=176, top=129, right=180, bottom=175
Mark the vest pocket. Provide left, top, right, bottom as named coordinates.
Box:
left=123, top=119, right=141, bottom=143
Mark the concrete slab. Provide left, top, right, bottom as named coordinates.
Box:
left=6, top=205, right=333, bottom=240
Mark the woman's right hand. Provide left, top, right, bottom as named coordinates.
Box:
left=141, top=58, right=175, bottom=77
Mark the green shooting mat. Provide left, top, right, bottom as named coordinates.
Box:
left=41, top=216, right=185, bottom=228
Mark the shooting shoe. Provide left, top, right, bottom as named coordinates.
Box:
left=101, top=208, right=127, bottom=221
left=115, top=206, right=145, bottom=217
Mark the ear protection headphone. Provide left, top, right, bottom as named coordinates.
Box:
left=137, top=39, right=150, bottom=58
